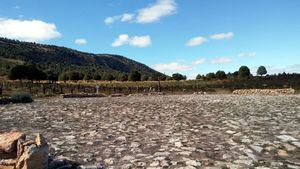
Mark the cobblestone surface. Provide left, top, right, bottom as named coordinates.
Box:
left=1, top=94, right=300, bottom=169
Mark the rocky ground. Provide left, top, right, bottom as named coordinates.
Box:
left=0, top=94, right=300, bottom=169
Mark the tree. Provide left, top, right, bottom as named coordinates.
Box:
left=215, top=70, right=227, bottom=80
left=102, top=72, right=115, bottom=81
left=9, top=65, right=28, bottom=80
left=93, top=73, right=102, bottom=80
left=172, top=73, right=186, bottom=81
left=206, top=72, right=216, bottom=80
left=196, top=74, right=204, bottom=80
left=45, top=70, right=59, bottom=83
left=129, top=70, right=141, bottom=81
left=117, top=73, right=128, bottom=81
left=149, top=74, right=159, bottom=81
left=26, top=65, right=46, bottom=81
left=68, top=71, right=84, bottom=81
left=257, top=66, right=267, bottom=76
left=9, top=65, right=46, bottom=81
left=238, top=66, right=251, bottom=79
left=83, top=73, right=93, bottom=80
left=233, top=71, right=239, bottom=77
left=141, top=75, right=149, bottom=81
left=59, top=72, right=69, bottom=82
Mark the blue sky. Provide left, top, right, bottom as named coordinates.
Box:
left=1, top=0, right=300, bottom=78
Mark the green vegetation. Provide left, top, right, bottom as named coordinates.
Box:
left=10, top=92, right=33, bottom=103
left=8, top=65, right=46, bottom=81
left=1, top=37, right=300, bottom=97
left=172, top=73, right=186, bottom=81
left=129, top=70, right=141, bottom=81
left=257, top=66, right=267, bottom=76
left=238, top=66, right=251, bottom=79
left=206, top=72, right=216, bottom=80
left=215, top=71, right=227, bottom=80
left=0, top=37, right=165, bottom=78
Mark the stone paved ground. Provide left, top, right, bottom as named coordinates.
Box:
left=1, top=94, right=300, bottom=169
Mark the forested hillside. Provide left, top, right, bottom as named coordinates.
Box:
left=0, top=37, right=164, bottom=79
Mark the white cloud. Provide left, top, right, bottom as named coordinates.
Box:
left=0, top=18, right=61, bottom=42
left=74, top=38, right=87, bottom=45
left=136, top=0, right=176, bottom=24
left=192, top=58, right=206, bottom=65
left=210, top=32, right=234, bottom=40
left=238, top=51, right=257, bottom=57
left=121, top=13, right=134, bottom=22
left=112, top=34, right=151, bottom=47
left=112, top=34, right=130, bottom=47
left=104, top=17, right=115, bottom=25
left=105, top=13, right=135, bottom=25
left=153, top=62, right=193, bottom=72
left=186, top=36, right=207, bottom=46
left=104, top=0, right=176, bottom=25
left=129, top=35, right=151, bottom=47
left=210, top=57, right=232, bottom=64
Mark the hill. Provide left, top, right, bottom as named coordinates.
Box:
left=0, top=37, right=164, bottom=78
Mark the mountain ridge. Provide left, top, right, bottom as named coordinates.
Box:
left=0, top=37, right=164, bottom=78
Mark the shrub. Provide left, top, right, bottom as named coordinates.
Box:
left=10, top=92, right=33, bottom=103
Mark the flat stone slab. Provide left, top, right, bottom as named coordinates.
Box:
left=0, top=94, right=299, bottom=168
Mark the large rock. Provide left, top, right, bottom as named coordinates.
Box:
left=0, top=130, right=25, bottom=154
left=15, top=134, right=49, bottom=169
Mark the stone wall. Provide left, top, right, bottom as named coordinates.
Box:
left=232, top=88, right=295, bottom=95
left=62, top=93, right=107, bottom=98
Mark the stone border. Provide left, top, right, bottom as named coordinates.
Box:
left=232, top=88, right=295, bottom=95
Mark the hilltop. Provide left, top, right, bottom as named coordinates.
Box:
left=0, top=38, right=164, bottom=78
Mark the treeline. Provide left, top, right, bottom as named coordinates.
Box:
left=166, top=66, right=258, bottom=81
left=7, top=64, right=165, bottom=82
left=195, top=66, right=267, bottom=80
left=6, top=64, right=300, bottom=83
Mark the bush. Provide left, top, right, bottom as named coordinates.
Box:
left=10, top=92, right=33, bottom=103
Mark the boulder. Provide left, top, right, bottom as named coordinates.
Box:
left=0, top=130, right=25, bottom=154
left=15, top=134, right=49, bottom=169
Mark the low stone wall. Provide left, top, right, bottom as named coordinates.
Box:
left=232, top=88, right=295, bottom=95
left=62, top=93, right=107, bottom=98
